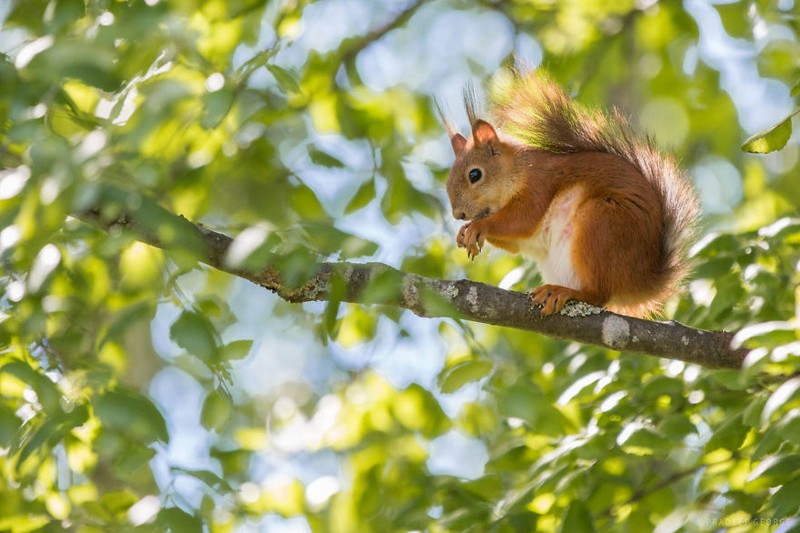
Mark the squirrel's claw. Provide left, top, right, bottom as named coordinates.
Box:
left=529, top=285, right=573, bottom=316
left=458, top=220, right=484, bottom=260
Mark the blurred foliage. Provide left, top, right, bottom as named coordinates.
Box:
left=1, top=0, right=800, bottom=532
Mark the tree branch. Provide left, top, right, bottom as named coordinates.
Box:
left=339, top=0, right=428, bottom=64
left=80, top=203, right=748, bottom=370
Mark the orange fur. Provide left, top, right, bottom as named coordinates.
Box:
left=444, top=71, right=700, bottom=317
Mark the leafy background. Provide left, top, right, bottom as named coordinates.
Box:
left=1, top=0, right=800, bottom=531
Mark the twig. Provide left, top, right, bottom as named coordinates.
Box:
left=339, top=0, right=428, bottom=64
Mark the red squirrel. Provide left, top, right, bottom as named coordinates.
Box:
left=442, top=71, right=700, bottom=317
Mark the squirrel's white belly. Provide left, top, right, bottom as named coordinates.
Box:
left=517, top=187, right=582, bottom=290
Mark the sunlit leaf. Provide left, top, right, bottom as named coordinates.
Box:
left=741, top=110, right=799, bottom=153
left=393, top=384, right=449, bottom=437
left=1, top=361, right=62, bottom=413
left=222, top=340, right=253, bottom=361
left=13, top=406, right=88, bottom=473
left=438, top=359, right=493, bottom=393
left=0, top=514, right=50, bottom=532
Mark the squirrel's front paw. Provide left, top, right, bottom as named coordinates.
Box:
left=457, top=221, right=485, bottom=260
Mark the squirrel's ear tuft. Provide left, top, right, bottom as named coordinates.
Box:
left=451, top=133, right=467, bottom=154
left=473, top=120, right=498, bottom=146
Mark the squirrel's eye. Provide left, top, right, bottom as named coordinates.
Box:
left=468, top=168, right=482, bottom=184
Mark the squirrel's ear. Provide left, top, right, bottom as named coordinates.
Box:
left=473, top=120, right=498, bottom=146
left=450, top=133, right=467, bottom=154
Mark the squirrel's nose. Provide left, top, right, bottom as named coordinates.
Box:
left=453, top=210, right=466, bottom=220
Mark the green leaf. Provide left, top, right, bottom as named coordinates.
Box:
left=172, top=467, right=233, bottom=493
left=792, top=80, right=800, bottom=97
left=690, top=232, right=742, bottom=257
left=714, top=2, right=751, bottom=39
left=0, top=514, right=50, bottom=532
left=777, top=410, right=800, bottom=444
left=102, top=301, right=156, bottom=347
left=13, top=416, right=62, bottom=470
left=27, top=42, right=122, bottom=91
left=642, top=375, right=685, bottom=399
left=201, top=387, right=233, bottom=432
left=658, top=414, right=697, bottom=442
left=292, top=184, right=327, bottom=221
left=692, top=257, right=734, bottom=280
left=393, top=384, right=449, bottom=437
left=345, top=179, right=376, bottom=214
left=746, top=454, right=800, bottom=487
left=706, top=413, right=749, bottom=452
left=618, top=426, right=672, bottom=456
left=309, top=146, right=345, bottom=168
left=222, top=340, right=253, bottom=361
left=156, top=507, right=203, bottom=533
left=297, top=222, right=378, bottom=259
left=100, top=491, right=139, bottom=514
left=758, top=217, right=800, bottom=242
left=201, top=88, right=234, bottom=129
left=762, top=377, right=800, bottom=425
left=267, top=64, right=301, bottom=95
left=752, top=426, right=784, bottom=460
left=741, top=109, right=799, bottom=153
left=560, top=501, right=595, bottom=533
left=743, top=396, right=768, bottom=428
left=0, top=405, right=20, bottom=448
left=770, top=476, right=800, bottom=517
left=438, top=359, right=493, bottom=393
left=13, top=406, right=88, bottom=472
left=50, top=0, right=85, bottom=30
left=732, top=321, right=797, bottom=350
left=708, top=370, right=747, bottom=391
left=94, top=390, right=169, bottom=444
left=501, top=382, right=572, bottom=437
left=169, top=311, right=219, bottom=363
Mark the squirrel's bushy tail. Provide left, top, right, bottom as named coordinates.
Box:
left=491, top=70, right=700, bottom=306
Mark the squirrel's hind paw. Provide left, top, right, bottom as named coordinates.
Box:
left=528, top=285, right=580, bottom=316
